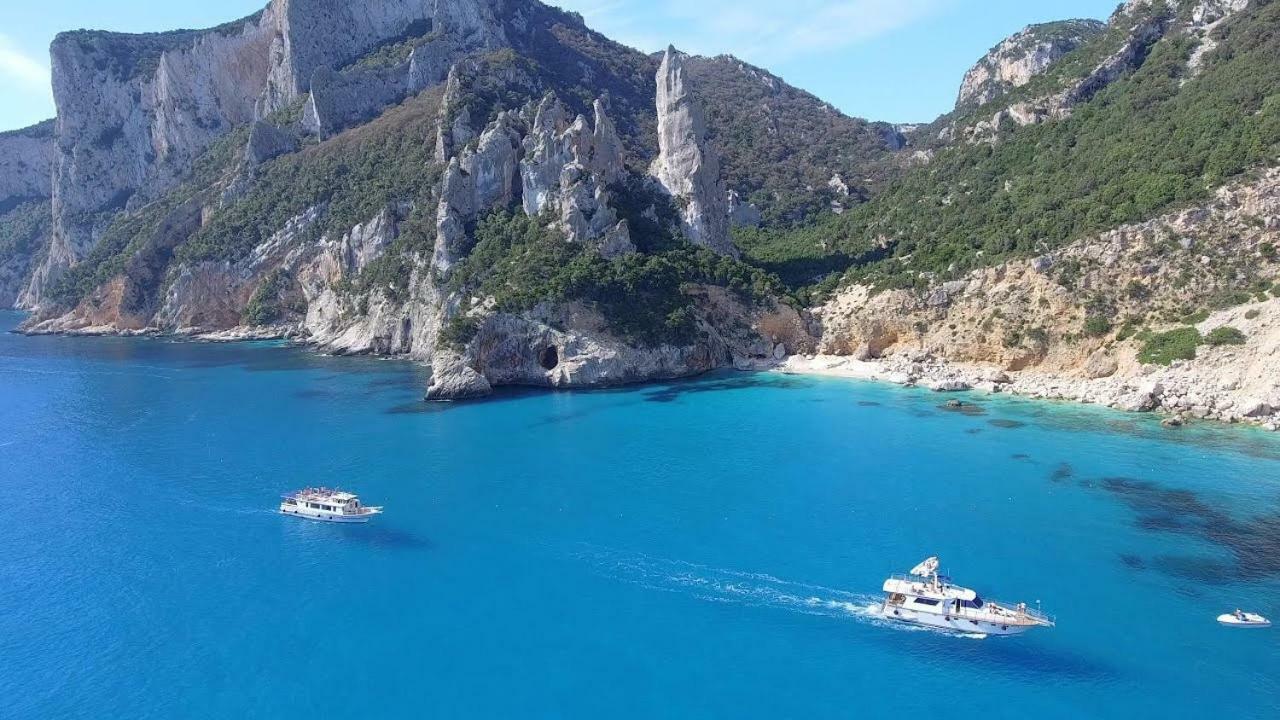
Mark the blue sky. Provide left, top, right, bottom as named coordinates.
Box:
left=0, top=0, right=1120, bottom=132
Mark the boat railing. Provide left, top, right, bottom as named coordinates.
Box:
left=985, top=598, right=1055, bottom=625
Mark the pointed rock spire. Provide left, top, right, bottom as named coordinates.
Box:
left=650, top=46, right=734, bottom=256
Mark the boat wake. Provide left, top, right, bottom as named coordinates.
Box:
left=575, top=547, right=986, bottom=639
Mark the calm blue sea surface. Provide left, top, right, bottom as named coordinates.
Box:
left=2, top=309, right=1279, bottom=718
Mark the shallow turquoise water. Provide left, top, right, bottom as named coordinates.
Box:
left=2, top=309, right=1278, bottom=718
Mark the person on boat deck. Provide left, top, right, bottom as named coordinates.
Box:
left=1235, top=609, right=1245, bottom=620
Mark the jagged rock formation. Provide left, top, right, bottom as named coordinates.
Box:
left=650, top=47, right=734, bottom=256
left=7, top=0, right=1275, bottom=412
left=433, top=111, right=523, bottom=275
left=520, top=97, right=632, bottom=256
left=955, top=20, right=1105, bottom=110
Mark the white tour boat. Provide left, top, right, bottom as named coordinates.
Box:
left=279, top=488, right=383, bottom=523
left=1217, top=610, right=1271, bottom=628
left=878, top=557, right=1054, bottom=636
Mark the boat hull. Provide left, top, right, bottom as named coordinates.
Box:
left=879, top=606, right=1039, bottom=636
left=1217, top=614, right=1271, bottom=628
left=279, top=508, right=376, bottom=523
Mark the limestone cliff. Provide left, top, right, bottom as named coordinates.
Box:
left=650, top=47, right=734, bottom=257
left=26, top=0, right=510, bottom=310
left=949, top=0, right=1254, bottom=143
left=955, top=20, right=1104, bottom=111
left=0, top=121, right=54, bottom=307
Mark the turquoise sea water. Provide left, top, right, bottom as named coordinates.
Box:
left=2, top=309, right=1279, bottom=718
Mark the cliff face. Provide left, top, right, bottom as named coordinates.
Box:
left=0, top=120, right=54, bottom=209
left=955, top=20, right=1104, bottom=111
left=7, top=0, right=1275, bottom=407
left=946, top=0, right=1255, bottom=143
left=27, top=0, right=512, bottom=310
left=650, top=47, right=733, bottom=256
left=0, top=121, right=55, bottom=307
left=16, top=1, right=836, bottom=400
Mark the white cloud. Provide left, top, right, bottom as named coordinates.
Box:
left=0, top=34, right=51, bottom=94
left=550, top=0, right=949, bottom=63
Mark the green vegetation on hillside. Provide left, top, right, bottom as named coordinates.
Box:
left=0, top=200, right=50, bottom=269
left=686, top=55, right=900, bottom=225
left=444, top=208, right=784, bottom=346
left=243, top=269, right=303, bottom=325
left=179, top=88, right=445, bottom=266
left=1138, top=326, right=1202, bottom=365
left=741, top=0, right=1280, bottom=296
left=348, top=19, right=436, bottom=70
left=1205, top=325, right=1247, bottom=346
left=45, top=124, right=251, bottom=307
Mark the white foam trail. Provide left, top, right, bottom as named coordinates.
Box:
left=576, top=547, right=985, bottom=639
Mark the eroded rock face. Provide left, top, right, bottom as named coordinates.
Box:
left=0, top=121, right=54, bottom=208
left=521, top=96, right=632, bottom=256
left=426, top=349, right=492, bottom=400
left=952, top=1, right=1249, bottom=143
left=650, top=46, right=734, bottom=256
left=28, top=0, right=512, bottom=310
left=433, top=111, right=523, bottom=274
left=956, top=20, right=1105, bottom=110
left=0, top=121, right=55, bottom=308
left=36, top=14, right=280, bottom=308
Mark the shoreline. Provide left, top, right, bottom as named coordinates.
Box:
left=770, top=353, right=1280, bottom=432
left=9, top=310, right=1280, bottom=432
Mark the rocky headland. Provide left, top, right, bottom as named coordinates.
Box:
left=1, top=0, right=1277, bottom=416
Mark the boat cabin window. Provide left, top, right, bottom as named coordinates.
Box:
left=913, top=598, right=940, bottom=606
left=961, top=596, right=984, bottom=609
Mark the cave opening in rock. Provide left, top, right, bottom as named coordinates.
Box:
left=538, top=345, right=559, bottom=370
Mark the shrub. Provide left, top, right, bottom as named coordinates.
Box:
left=1138, top=327, right=1202, bottom=365
left=1205, top=325, right=1247, bottom=346
left=1083, top=315, right=1112, bottom=337
left=1245, top=308, right=1261, bottom=319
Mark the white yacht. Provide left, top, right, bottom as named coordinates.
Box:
left=878, top=557, right=1054, bottom=636
left=279, top=488, right=383, bottom=523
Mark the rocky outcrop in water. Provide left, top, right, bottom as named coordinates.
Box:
left=956, top=20, right=1104, bottom=110
left=651, top=47, right=734, bottom=256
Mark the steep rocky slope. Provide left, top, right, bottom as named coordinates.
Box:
left=805, top=166, right=1280, bottom=425
left=0, top=121, right=54, bottom=306
left=3, top=0, right=1277, bottom=412
left=955, top=19, right=1105, bottom=112
left=11, top=0, right=843, bottom=399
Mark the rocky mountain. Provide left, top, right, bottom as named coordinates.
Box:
left=1, top=0, right=1277, bottom=409
left=5, top=0, right=845, bottom=399
left=955, top=19, right=1105, bottom=111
